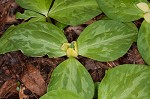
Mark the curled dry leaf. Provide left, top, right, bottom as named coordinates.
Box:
left=21, top=65, right=46, bottom=96
left=0, top=79, right=18, bottom=98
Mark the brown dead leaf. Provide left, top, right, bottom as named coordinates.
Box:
left=64, top=25, right=84, bottom=42
left=0, top=78, right=18, bottom=98
left=65, top=26, right=85, bottom=35
left=21, top=65, right=46, bottom=96
left=0, top=0, right=18, bottom=35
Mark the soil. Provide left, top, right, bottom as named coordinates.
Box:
left=0, top=0, right=147, bottom=99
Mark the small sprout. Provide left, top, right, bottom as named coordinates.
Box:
left=16, top=81, right=21, bottom=91
left=61, top=41, right=78, bottom=58
left=136, top=2, right=149, bottom=13
left=136, top=2, right=150, bottom=23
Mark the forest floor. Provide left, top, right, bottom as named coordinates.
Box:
left=0, top=0, right=147, bottom=99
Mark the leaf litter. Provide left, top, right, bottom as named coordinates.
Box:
left=20, top=64, right=47, bottom=96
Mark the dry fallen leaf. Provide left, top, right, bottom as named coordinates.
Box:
left=0, top=78, right=18, bottom=98
left=21, top=65, right=46, bottom=96
left=65, top=26, right=85, bottom=35
left=0, top=0, right=18, bottom=37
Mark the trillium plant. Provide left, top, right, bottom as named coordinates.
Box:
left=15, top=0, right=101, bottom=26
left=0, top=0, right=150, bottom=99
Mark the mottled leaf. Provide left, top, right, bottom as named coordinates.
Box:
left=40, top=89, right=83, bottom=99
left=124, top=22, right=138, bottom=42
left=0, top=26, right=17, bottom=54
left=48, top=0, right=101, bottom=25
left=77, top=20, right=137, bottom=62
left=96, top=0, right=148, bottom=22
left=15, top=0, right=52, bottom=16
left=137, top=21, right=150, bottom=65
left=28, top=16, right=46, bottom=22
left=125, top=22, right=138, bottom=32
left=55, top=21, right=68, bottom=30
left=16, top=10, right=45, bottom=21
left=48, top=58, right=94, bottom=99
left=98, top=64, right=150, bottom=99
left=8, top=21, right=67, bottom=57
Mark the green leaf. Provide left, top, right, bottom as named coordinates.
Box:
left=28, top=16, right=46, bottom=22
left=48, top=58, right=94, bottom=99
left=77, top=20, right=137, bottom=62
left=124, top=22, right=138, bottom=42
left=16, top=10, right=45, bottom=20
left=40, top=89, right=83, bottom=99
left=15, top=0, right=52, bottom=16
left=8, top=21, right=67, bottom=57
left=98, top=64, right=150, bottom=99
left=137, top=21, right=150, bottom=65
left=96, top=0, right=148, bottom=22
left=0, top=26, right=17, bottom=54
left=55, top=21, right=68, bottom=30
left=48, top=0, right=102, bottom=25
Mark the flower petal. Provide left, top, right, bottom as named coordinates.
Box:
left=136, top=2, right=149, bottom=13
left=67, top=48, right=78, bottom=57
left=144, top=13, right=150, bottom=23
